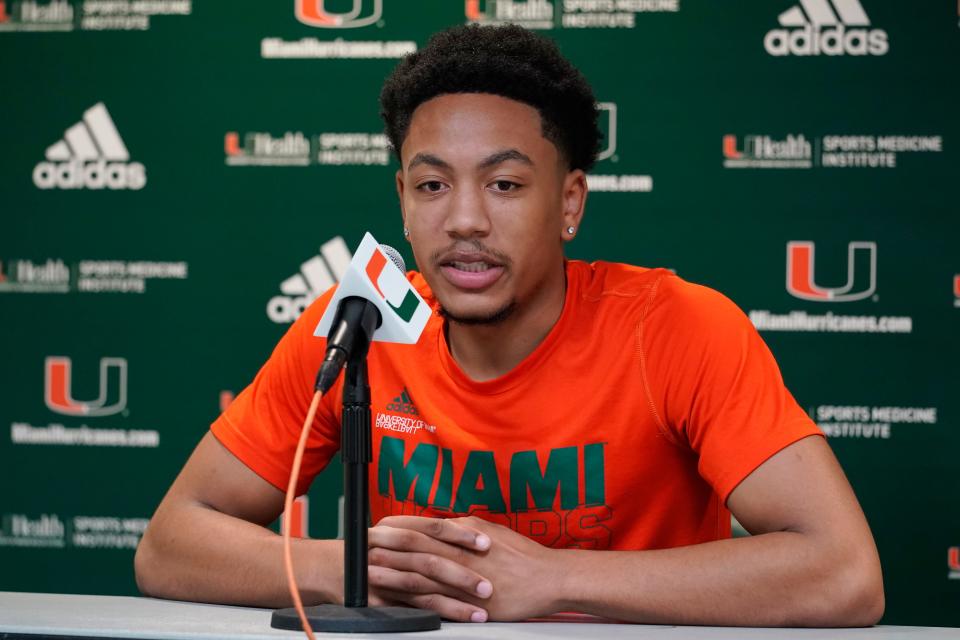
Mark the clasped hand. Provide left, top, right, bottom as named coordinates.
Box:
left=366, top=515, right=561, bottom=622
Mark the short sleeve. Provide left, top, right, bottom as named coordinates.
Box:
left=639, top=274, right=823, bottom=503
left=210, top=288, right=342, bottom=496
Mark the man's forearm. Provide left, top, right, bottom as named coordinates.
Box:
left=554, top=531, right=883, bottom=627
left=135, top=501, right=341, bottom=608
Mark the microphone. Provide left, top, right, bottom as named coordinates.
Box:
left=272, top=236, right=440, bottom=633
left=314, top=298, right=380, bottom=394
left=313, top=236, right=428, bottom=394
left=314, top=246, right=404, bottom=393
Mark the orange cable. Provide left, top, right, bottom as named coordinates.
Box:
left=283, top=389, right=323, bottom=640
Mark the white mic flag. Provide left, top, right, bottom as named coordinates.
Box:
left=314, top=232, right=431, bottom=345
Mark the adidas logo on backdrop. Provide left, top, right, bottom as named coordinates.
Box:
left=764, top=0, right=888, bottom=56
left=266, top=237, right=352, bottom=323
left=33, top=103, right=146, bottom=190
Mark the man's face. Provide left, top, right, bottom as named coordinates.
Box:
left=396, top=93, right=582, bottom=325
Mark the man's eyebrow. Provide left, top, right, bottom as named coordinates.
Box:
left=407, top=153, right=451, bottom=171
left=478, top=149, right=533, bottom=169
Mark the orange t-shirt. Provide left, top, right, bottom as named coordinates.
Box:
left=211, top=260, right=821, bottom=550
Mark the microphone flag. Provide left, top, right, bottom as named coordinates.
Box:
left=313, top=232, right=431, bottom=345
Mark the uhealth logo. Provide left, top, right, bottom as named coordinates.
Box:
left=267, top=237, right=352, bottom=323
left=0, top=0, right=73, bottom=29
left=765, top=0, right=888, bottom=56
left=44, top=356, right=128, bottom=417
left=722, top=134, right=812, bottom=169
left=786, top=241, right=877, bottom=302
left=224, top=131, right=310, bottom=166
left=33, top=103, right=145, bottom=190
left=295, top=0, right=381, bottom=28
left=466, top=0, right=554, bottom=28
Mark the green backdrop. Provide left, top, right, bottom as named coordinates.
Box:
left=1, top=0, right=957, bottom=627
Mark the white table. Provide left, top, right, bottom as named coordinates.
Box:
left=0, top=592, right=958, bottom=640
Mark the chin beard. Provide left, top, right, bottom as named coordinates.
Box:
left=439, top=301, right=516, bottom=326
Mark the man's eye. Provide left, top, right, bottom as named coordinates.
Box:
left=492, top=180, right=519, bottom=192
left=419, top=181, right=444, bottom=192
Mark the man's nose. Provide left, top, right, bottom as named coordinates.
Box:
left=443, top=185, right=491, bottom=238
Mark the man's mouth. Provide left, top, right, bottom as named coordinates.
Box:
left=449, top=260, right=493, bottom=273
left=438, top=253, right=505, bottom=290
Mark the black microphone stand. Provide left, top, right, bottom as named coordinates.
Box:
left=271, top=306, right=441, bottom=633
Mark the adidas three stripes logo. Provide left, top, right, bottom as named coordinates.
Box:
left=32, top=102, right=146, bottom=190
left=267, top=237, right=353, bottom=324
left=764, top=0, right=888, bottom=56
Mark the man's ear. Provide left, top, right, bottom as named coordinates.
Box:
left=561, top=169, right=587, bottom=242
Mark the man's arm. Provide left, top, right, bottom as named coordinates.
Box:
left=134, top=432, right=342, bottom=607
left=135, top=432, right=493, bottom=621
left=553, top=435, right=884, bottom=626
left=369, top=435, right=885, bottom=626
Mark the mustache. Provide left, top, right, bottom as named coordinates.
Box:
left=430, top=240, right=512, bottom=267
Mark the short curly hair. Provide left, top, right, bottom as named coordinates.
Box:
left=380, top=24, right=601, bottom=173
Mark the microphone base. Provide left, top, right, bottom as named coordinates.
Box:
left=271, top=604, right=442, bottom=633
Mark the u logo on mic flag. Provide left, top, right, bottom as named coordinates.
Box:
left=364, top=250, right=419, bottom=323
left=314, top=233, right=431, bottom=345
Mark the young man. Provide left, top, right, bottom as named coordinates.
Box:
left=135, top=25, right=884, bottom=626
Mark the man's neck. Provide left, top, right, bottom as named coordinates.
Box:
left=445, top=264, right=567, bottom=382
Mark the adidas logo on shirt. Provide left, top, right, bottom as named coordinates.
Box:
left=386, top=387, right=419, bottom=416
left=32, top=102, right=147, bottom=190
left=266, top=236, right=352, bottom=324
left=764, top=0, right=888, bottom=57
